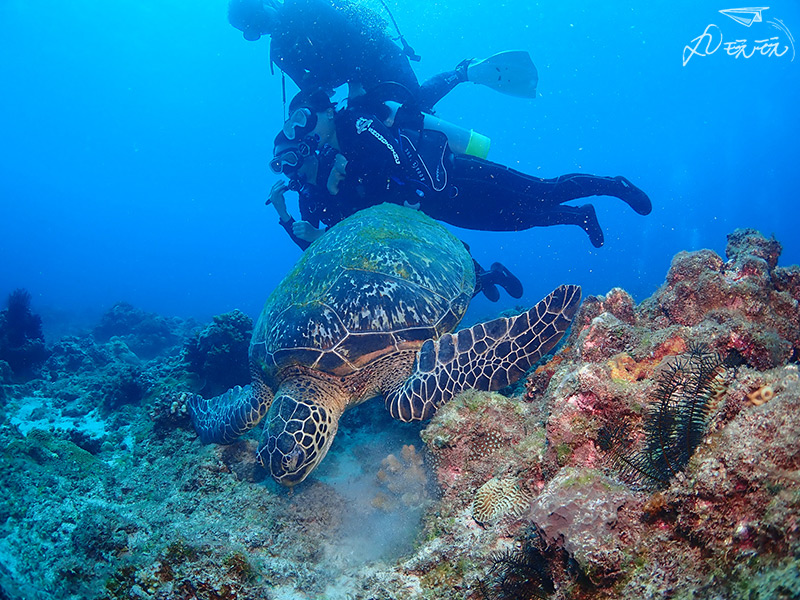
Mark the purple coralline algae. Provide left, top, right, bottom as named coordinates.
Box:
left=0, top=229, right=798, bottom=600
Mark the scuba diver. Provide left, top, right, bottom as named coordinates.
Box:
left=267, top=129, right=523, bottom=302
left=269, top=89, right=652, bottom=249
left=226, top=0, right=538, bottom=107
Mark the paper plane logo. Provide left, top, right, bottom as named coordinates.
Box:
left=719, top=7, right=769, bottom=27
left=683, top=6, right=794, bottom=65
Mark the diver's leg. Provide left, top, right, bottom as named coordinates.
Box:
left=441, top=155, right=564, bottom=229
left=442, top=156, right=605, bottom=246
left=472, top=258, right=500, bottom=302
left=474, top=261, right=524, bottom=301
left=534, top=205, right=605, bottom=248
left=546, top=174, right=652, bottom=215
left=465, top=244, right=501, bottom=302
left=482, top=263, right=524, bottom=299
left=451, top=156, right=651, bottom=215
left=464, top=241, right=522, bottom=302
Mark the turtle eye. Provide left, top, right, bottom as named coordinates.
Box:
left=282, top=444, right=305, bottom=471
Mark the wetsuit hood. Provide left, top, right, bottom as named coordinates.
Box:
left=288, top=88, right=336, bottom=113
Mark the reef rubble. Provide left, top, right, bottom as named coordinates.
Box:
left=0, top=228, right=798, bottom=600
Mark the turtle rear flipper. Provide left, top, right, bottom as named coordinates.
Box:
left=385, top=284, right=581, bottom=422
left=189, top=377, right=274, bottom=444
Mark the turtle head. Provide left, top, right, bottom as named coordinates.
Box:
left=256, top=378, right=344, bottom=487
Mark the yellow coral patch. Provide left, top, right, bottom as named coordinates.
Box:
left=607, top=353, right=642, bottom=382
left=608, top=337, right=690, bottom=383
left=748, top=385, right=775, bottom=406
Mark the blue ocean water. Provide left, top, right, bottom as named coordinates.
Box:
left=1, top=0, right=798, bottom=328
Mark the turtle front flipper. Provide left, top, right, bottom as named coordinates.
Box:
left=189, top=377, right=274, bottom=444
left=384, top=284, right=581, bottom=422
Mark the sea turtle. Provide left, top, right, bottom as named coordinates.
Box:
left=189, top=204, right=580, bottom=486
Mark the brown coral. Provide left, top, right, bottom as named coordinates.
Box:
left=471, top=477, right=531, bottom=526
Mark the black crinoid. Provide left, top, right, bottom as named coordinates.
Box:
left=3, top=288, right=43, bottom=347
left=478, top=524, right=555, bottom=600
left=601, top=342, right=742, bottom=489
left=0, top=288, right=48, bottom=378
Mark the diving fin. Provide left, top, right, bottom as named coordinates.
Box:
left=467, top=50, right=538, bottom=99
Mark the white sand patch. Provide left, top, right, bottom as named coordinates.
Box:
left=9, top=396, right=106, bottom=439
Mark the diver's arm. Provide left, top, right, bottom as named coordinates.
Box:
left=270, top=180, right=315, bottom=250
left=415, top=64, right=467, bottom=113
left=292, top=221, right=325, bottom=243
left=326, top=153, right=348, bottom=195
left=269, top=180, right=293, bottom=222
left=277, top=215, right=311, bottom=250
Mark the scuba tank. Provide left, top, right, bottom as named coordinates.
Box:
left=384, top=101, right=491, bottom=159
left=421, top=113, right=491, bottom=159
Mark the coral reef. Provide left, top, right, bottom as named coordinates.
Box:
left=421, top=389, right=546, bottom=517
left=529, top=468, right=637, bottom=586
left=32, top=334, right=157, bottom=414
left=0, top=288, right=49, bottom=380
left=649, top=229, right=798, bottom=369
left=100, top=364, right=151, bottom=410
left=405, top=229, right=800, bottom=599
left=183, top=309, right=252, bottom=397
left=1, top=229, right=799, bottom=600
left=93, top=301, right=186, bottom=359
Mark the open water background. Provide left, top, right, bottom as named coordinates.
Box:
left=1, top=0, right=798, bottom=328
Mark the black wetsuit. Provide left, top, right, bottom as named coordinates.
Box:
left=271, top=0, right=417, bottom=93
left=279, top=108, right=650, bottom=248
left=269, top=0, right=462, bottom=110
left=424, top=157, right=628, bottom=232
left=279, top=110, right=411, bottom=249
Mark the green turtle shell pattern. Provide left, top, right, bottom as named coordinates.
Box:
left=251, top=204, right=476, bottom=381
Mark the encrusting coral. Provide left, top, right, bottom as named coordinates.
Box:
left=747, top=384, right=775, bottom=406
